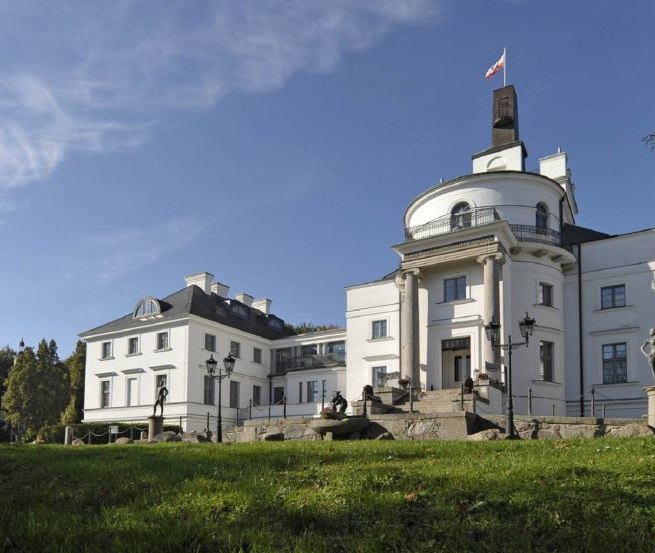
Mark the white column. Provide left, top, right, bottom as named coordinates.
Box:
left=398, top=269, right=420, bottom=384
left=479, top=254, right=503, bottom=379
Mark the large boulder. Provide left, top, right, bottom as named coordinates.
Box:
left=114, top=437, right=133, bottom=445
left=153, top=431, right=181, bottom=443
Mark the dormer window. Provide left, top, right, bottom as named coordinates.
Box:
left=536, top=202, right=549, bottom=231
left=230, top=302, right=249, bottom=320
left=450, top=202, right=471, bottom=230
left=133, top=297, right=161, bottom=319
left=268, top=317, right=284, bottom=331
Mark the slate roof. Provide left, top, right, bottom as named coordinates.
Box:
left=80, top=285, right=295, bottom=341
left=562, top=223, right=611, bottom=245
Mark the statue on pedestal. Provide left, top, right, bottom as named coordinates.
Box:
left=153, top=386, right=169, bottom=417
left=641, top=328, right=655, bottom=380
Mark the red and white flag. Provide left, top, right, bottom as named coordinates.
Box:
left=485, top=51, right=505, bottom=80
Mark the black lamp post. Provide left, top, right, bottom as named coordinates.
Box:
left=484, top=312, right=535, bottom=439
left=205, top=353, right=236, bottom=443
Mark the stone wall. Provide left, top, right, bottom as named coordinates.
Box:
left=225, top=412, right=653, bottom=443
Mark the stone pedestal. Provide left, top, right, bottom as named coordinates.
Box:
left=148, top=415, right=164, bottom=442
left=644, top=386, right=655, bottom=428
left=64, top=426, right=73, bottom=446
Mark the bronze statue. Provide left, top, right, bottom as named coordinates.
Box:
left=153, top=386, right=169, bottom=417
left=641, top=328, right=655, bottom=379
left=331, top=390, right=348, bottom=414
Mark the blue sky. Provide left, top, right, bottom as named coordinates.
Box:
left=1, top=0, right=653, bottom=357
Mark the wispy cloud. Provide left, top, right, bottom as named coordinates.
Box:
left=0, top=1, right=440, bottom=191
left=66, top=217, right=206, bottom=281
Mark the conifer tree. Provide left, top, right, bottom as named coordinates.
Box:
left=2, top=339, right=70, bottom=440
left=61, top=341, right=86, bottom=424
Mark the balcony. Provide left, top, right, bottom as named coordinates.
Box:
left=405, top=207, right=501, bottom=240
left=404, top=206, right=570, bottom=251
left=275, top=352, right=346, bottom=374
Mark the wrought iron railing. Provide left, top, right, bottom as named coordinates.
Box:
left=404, top=207, right=570, bottom=251
left=510, top=224, right=570, bottom=250
left=404, top=207, right=501, bottom=240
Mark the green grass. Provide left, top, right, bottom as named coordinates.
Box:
left=1, top=439, right=654, bottom=552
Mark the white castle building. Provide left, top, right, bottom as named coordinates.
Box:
left=81, top=85, right=655, bottom=431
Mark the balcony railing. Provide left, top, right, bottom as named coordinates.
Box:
left=404, top=207, right=570, bottom=251
left=404, top=207, right=501, bottom=241
left=510, top=224, right=570, bottom=250
left=275, top=353, right=346, bottom=373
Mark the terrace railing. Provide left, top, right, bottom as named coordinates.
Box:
left=404, top=207, right=501, bottom=241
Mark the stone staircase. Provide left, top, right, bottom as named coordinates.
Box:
left=394, top=388, right=463, bottom=413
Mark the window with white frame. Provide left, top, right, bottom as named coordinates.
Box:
left=273, top=386, right=285, bottom=404
left=203, top=375, right=215, bottom=405
left=101, top=342, right=112, bottom=360
left=372, top=366, right=387, bottom=388
left=444, top=276, right=466, bottom=302
left=229, top=380, right=240, bottom=408
left=205, top=333, right=216, bottom=352
left=371, top=319, right=388, bottom=340
left=306, top=381, right=318, bottom=403
left=100, top=380, right=111, bottom=408
left=539, top=341, right=554, bottom=382
left=253, top=385, right=261, bottom=406
left=602, top=343, right=627, bottom=384
left=538, top=283, right=553, bottom=307
left=253, top=347, right=262, bottom=364
left=156, top=332, right=169, bottom=351
left=126, top=377, right=138, bottom=406
left=230, top=341, right=241, bottom=359
left=601, top=285, right=626, bottom=309
left=128, top=337, right=139, bottom=355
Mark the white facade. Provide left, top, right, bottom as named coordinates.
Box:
left=81, top=273, right=346, bottom=433
left=345, top=86, right=655, bottom=419
left=82, top=86, right=655, bottom=426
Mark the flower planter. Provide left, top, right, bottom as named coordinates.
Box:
left=310, top=417, right=370, bottom=436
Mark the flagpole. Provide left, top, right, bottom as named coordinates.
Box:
left=503, top=47, right=507, bottom=86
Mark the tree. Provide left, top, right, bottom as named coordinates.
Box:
left=61, top=341, right=86, bottom=424
left=643, top=132, right=655, bottom=150
left=286, top=321, right=342, bottom=335
left=0, top=346, right=16, bottom=399
left=2, top=339, right=70, bottom=440
left=0, top=346, right=17, bottom=441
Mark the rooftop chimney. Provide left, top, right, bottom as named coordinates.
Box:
left=235, top=293, right=254, bottom=307
left=184, top=272, right=213, bottom=294
left=252, top=298, right=272, bottom=315
left=211, top=281, right=230, bottom=298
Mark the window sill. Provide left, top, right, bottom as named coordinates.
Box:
left=594, top=305, right=633, bottom=313
left=531, top=379, right=562, bottom=387
left=154, top=348, right=172, bottom=353
left=533, top=304, right=559, bottom=311
left=593, top=381, right=638, bottom=388
left=202, top=348, right=216, bottom=353
left=99, top=356, right=115, bottom=361
left=126, top=352, right=142, bottom=358
left=437, top=298, right=474, bottom=306
left=368, top=336, right=394, bottom=343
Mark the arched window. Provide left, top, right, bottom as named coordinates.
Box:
left=536, top=202, right=549, bottom=231
left=450, top=202, right=472, bottom=230
left=133, top=297, right=161, bottom=319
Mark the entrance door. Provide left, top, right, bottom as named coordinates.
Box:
left=441, top=337, right=471, bottom=389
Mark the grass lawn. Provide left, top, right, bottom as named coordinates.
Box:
left=0, top=438, right=654, bottom=552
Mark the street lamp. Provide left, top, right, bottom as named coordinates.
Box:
left=205, top=353, right=236, bottom=443
left=484, top=312, right=535, bottom=439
